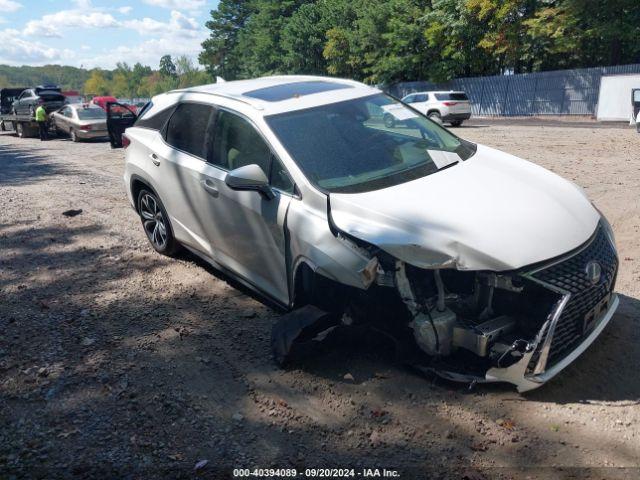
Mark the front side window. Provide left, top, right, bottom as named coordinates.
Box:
left=210, top=110, right=271, bottom=175
left=266, top=94, right=476, bottom=194
left=165, top=103, right=215, bottom=159
left=210, top=110, right=295, bottom=194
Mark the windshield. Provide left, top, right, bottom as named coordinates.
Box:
left=266, top=94, right=476, bottom=193
left=77, top=108, right=106, bottom=120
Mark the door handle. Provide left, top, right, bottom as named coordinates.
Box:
left=149, top=153, right=161, bottom=166
left=201, top=179, right=219, bottom=197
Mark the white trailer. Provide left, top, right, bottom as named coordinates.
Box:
left=596, top=73, right=640, bottom=122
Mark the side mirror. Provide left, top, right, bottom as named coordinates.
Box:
left=225, top=164, right=275, bottom=200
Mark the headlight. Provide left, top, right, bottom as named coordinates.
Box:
left=593, top=204, right=616, bottom=251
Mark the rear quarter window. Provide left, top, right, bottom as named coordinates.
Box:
left=135, top=104, right=175, bottom=131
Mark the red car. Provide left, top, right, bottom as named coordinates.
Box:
left=90, top=96, right=118, bottom=111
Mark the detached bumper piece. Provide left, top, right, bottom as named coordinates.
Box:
left=271, top=305, right=341, bottom=365
left=486, top=224, right=619, bottom=392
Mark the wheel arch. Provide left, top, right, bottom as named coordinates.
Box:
left=130, top=174, right=158, bottom=214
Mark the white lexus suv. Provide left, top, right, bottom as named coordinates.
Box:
left=123, top=75, right=618, bottom=392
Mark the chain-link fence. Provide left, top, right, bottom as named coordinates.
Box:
left=388, top=63, right=640, bottom=116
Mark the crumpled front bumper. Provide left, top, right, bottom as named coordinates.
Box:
left=486, top=293, right=619, bottom=392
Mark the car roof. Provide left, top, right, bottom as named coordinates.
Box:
left=406, top=90, right=467, bottom=95
left=166, top=75, right=379, bottom=115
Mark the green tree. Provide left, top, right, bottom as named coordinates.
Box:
left=159, top=55, right=177, bottom=78
left=84, top=69, right=109, bottom=95
left=199, top=0, right=252, bottom=79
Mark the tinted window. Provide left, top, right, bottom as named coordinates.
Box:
left=136, top=105, right=175, bottom=130
left=210, top=110, right=271, bottom=175
left=414, top=94, right=427, bottom=102
left=244, top=81, right=353, bottom=102
left=165, top=103, right=215, bottom=159
left=266, top=94, right=476, bottom=194
left=403, top=94, right=414, bottom=103
left=435, top=93, right=468, bottom=101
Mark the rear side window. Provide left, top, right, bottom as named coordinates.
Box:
left=136, top=105, right=175, bottom=130
left=165, top=103, right=215, bottom=159
left=435, top=93, right=468, bottom=101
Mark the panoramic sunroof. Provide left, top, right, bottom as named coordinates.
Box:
left=243, top=81, right=353, bottom=102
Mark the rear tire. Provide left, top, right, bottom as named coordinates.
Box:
left=450, top=120, right=463, bottom=127
left=16, top=123, right=24, bottom=138
left=70, top=129, right=79, bottom=142
left=137, top=189, right=179, bottom=256
left=428, top=111, right=443, bottom=124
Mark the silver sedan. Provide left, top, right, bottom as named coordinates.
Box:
left=51, top=104, right=109, bottom=142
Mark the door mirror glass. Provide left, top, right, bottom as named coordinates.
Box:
left=225, top=164, right=275, bottom=200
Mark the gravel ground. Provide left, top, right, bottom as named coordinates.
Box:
left=1, top=124, right=639, bottom=479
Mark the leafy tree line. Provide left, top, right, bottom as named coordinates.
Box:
left=84, top=55, right=211, bottom=98
left=0, top=65, right=91, bottom=91
left=1, top=55, right=211, bottom=98
left=198, top=0, right=640, bottom=84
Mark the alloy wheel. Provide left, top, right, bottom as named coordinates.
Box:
left=140, top=193, right=168, bottom=250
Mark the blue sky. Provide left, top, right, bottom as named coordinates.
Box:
left=0, top=0, right=219, bottom=69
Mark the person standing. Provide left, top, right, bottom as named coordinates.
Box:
left=35, top=104, right=48, bottom=141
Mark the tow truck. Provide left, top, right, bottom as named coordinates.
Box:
left=0, top=111, right=58, bottom=138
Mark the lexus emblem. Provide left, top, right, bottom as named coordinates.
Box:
left=585, top=261, right=602, bottom=285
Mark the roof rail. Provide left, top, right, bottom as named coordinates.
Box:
left=167, top=88, right=264, bottom=110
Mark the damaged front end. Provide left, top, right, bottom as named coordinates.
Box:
left=274, top=222, right=618, bottom=393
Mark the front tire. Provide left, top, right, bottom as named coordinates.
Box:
left=383, top=113, right=395, bottom=128
left=137, top=189, right=179, bottom=256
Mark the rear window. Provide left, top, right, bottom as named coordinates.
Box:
left=435, top=93, right=468, bottom=101
left=244, top=81, right=353, bottom=102
left=77, top=108, right=106, bottom=120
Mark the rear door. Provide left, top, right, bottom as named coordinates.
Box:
left=106, top=102, right=137, bottom=148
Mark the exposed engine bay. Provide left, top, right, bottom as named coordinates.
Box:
left=272, top=223, right=618, bottom=393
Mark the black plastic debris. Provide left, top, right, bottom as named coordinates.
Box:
left=270, top=305, right=340, bottom=365
left=62, top=209, right=83, bottom=217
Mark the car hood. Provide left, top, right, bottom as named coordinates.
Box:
left=329, top=144, right=600, bottom=271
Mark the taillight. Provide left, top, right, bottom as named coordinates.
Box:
left=79, top=124, right=92, bottom=131
left=122, top=134, right=131, bottom=149
left=443, top=102, right=458, bottom=106
left=37, top=98, right=44, bottom=105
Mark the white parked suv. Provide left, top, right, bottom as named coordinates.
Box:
left=399, top=90, right=471, bottom=127
left=123, top=75, right=618, bottom=392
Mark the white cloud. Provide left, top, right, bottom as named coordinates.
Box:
left=0, top=17, right=6, bottom=25
left=23, top=10, right=118, bottom=37
left=124, top=10, right=199, bottom=37
left=0, top=0, right=22, bottom=13
left=142, top=0, right=204, bottom=12
left=0, top=28, right=75, bottom=65
left=118, top=6, right=133, bottom=14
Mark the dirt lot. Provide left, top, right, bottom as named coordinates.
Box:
left=1, top=123, right=639, bottom=479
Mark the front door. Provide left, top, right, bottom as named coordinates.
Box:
left=198, top=109, right=295, bottom=304
left=106, top=102, right=137, bottom=148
